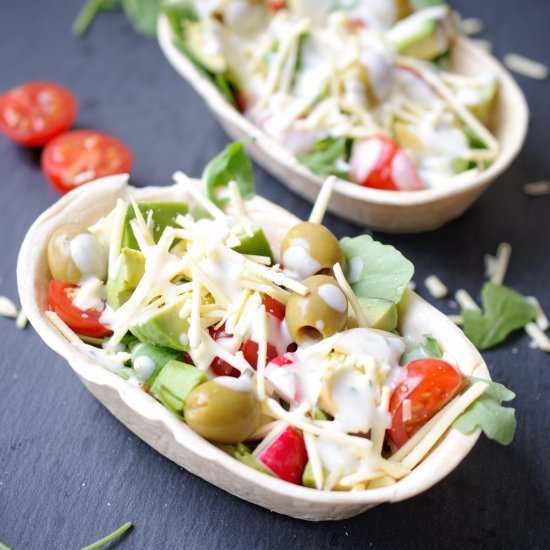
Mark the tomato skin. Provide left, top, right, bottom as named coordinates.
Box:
left=388, top=358, right=464, bottom=448
left=262, top=294, right=285, bottom=322
left=268, top=0, right=286, bottom=11
left=241, top=339, right=278, bottom=370
left=48, top=280, right=112, bottom=338
left=208, top=324, right=240, bottom=377
left=350, top=135, right=423, bottom=191
left=0, top=81, right=77, bottom=147
left=41, top=129, right=132, bottom=194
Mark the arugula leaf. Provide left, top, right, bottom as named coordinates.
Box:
left=121, top=0, right=162, bottom=36
left=72, top=0, right=122, bottom=36
left=296, top=137, right=351, bottom=179
left=202, top=142, right=255, bottom=207
left=0, top=542, right=13, bottom=550
left=454, top=377, right=517, bottom=445
left=401, top=335, right=443, bottom=364
left=410, top=0, right=446, bottom=9
left=162, top=1, right=198, bottom=35
left=340, top=235, right=415, bottom=303
left=463, top=283, right=537, bottom=350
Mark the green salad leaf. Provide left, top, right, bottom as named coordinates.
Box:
left=340, top=235, right=415, bottom=303
left=296, top=137, right=351, bottom=179
left=454, top=377, right=517, bottom=445
left=462, top=283, right=537, bottom=350
left=122, top=0, right=162, bottom=36
left=401, top=335, right=443, bottom=364
left=203, top=142, right=255, bottom=207
left=410, top=0, right=446, bottom=9
left=0, top=542, right=13, bottom=550
left=72, top=0, right=122, bottom=36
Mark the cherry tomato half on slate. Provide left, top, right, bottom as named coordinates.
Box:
left=41, top=129, right=132, bottom=194
left=0, top=81, right=77, bottom=147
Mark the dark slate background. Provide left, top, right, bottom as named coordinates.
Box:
left=1, top=1, right=549, bottom=548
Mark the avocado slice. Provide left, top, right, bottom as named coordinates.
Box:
left=131, top=342, right=181, bottom=386
left=130, top=296, right=190, bottom=351
left=184, top=20, right=227, bottom=74
left=222, top=443, right=274, bottom=476
left=150, top=359, right=207, bottom=415
left=302, top=461, right=328, bottom=488
left=232, top=226, right=274, bottom=263
left=106, top=248, right=145, bottom=310
left=358, top=298, right=398, bottom=332
left=393, top=122, right=424, bottom=153
left=122, top=201, right=189, bottom=250
left=460, top=80, right=498, bottom=126
left=388, top=6, right=454, bottom=60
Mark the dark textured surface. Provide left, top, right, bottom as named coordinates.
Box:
left=1, top=1, right=549, bottom=548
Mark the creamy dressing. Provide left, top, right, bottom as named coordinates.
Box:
left=318, top=283, right=347, bottom=312
left=282, top=239, right=321, bottom=280
left=214, top=372, right=253, bottom=392
left=72, top=277, right=106, bottom=311
left=70, top=233, right=108, bottom=281
left=133, top=355, right=156, bottom=381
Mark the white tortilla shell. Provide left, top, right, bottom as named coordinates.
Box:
left=158, top=16, right=528, bottom=233
left=17, top=175, right=490, bottom=520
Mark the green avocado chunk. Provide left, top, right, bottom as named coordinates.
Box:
left=122, top=201, right=189, bottom=250
left=232, top=227, right=274, bottom=263
left=150, top=359, right=207, bottom=415
left=388, top=7, right=454, bottom=60
left=130, top=342, right=181, bottom=386
left=358, top=298, right=399, bottom=332
left=106, top=248, right=145, bottom=310
left=222, top=443, right=274, bottom=476
left=130, top=297, right=190, bottom=351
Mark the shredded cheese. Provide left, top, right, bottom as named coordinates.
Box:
left=402, top=399, right=412, bottom=422
left=256, top=305, right=268, bottom=400
left=424, top=275, right=449, bottom=299
left=333, top=262, right=367, bottom=328
left=308, top=176, right=335, bottom=225
left=526, top=297, right=549, bottom=332
left=490, top=243, right=512, bottom=285
left=16, top=310, right=28, bottom=330
left=504, top=53, right=548, bottom=80
left=524, top=181, right=550, bottom=197
left=460, top=17, right=483, bottom=36
left=304, top=433, right=324, bottom=490
left=107, top=199, right=128, bottom=279
left=455, top=289, right=480, bottom=312
left=525, top=322, right=550, bottom=353
left=448, top=314, right=464, bottom=326
left=0, top=296, right=18, bottom=319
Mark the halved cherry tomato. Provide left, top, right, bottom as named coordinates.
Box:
left=388, top=358, right=464, bottom=448
left=350, top=135, right=423, bottom=191
left=268, top=0, right=286, bottom=11
left=41, top=129, right=132, bottom=194
left=262, top=294, right=285, bottom=322
left=0, top=81, right=77, bottom=147
left=48, top=279, right=112, bottom=338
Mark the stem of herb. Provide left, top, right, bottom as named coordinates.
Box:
left=80, top=522, right=133, bottom=550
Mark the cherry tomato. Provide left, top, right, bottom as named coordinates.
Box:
left=268, top=0, right=286, bottom=11
left=41, top=129, right=132, bottom=194
left=48, top=279, right=112, bottom=338
left=241, top=339, right=278, bottom=370
left=0, top=81, right=77, bottom=147
left=262, top=294, right=285, bottom=322
left=350, top=135, right=423, bottom=191
left=388, top=358, right=464, bottom=448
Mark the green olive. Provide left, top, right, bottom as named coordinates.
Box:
left=280, top=222, right=346, bottom=279
left=285, top=275, right=348, bottom=344
left=184, top=380, right=262, bottom=443
left=47, top=224, right=88, bottom=284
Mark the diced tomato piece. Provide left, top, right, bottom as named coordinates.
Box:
left=0, top=81, right=77, bottom=147
left=268, top=0, right=286, bottom=11
left=270, top=355, right=294, bottom=367
left=241, top=339, right=278, bottom=369
left=41, top=129, right=132, bottom=194
left=388, top=358, right=464, bottom=448
left=208, top=324, right=240, bottom=377
left=257, top=426, right=307, bottom=484
left=350, top=135, right=423, bottom=191
left=262, top=294, right=285, bottom=321
left=48, top=279, right=112, bottom=338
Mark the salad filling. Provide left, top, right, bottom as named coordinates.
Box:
left=44, top=143, right=515, bottom=491
left=163, top=0, right=499, bottom=190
